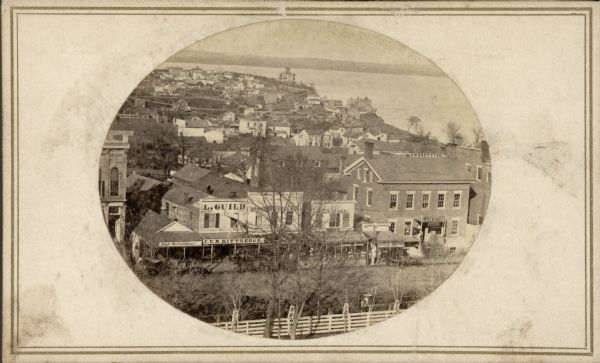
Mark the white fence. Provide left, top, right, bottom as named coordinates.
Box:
left=212, top=309, right=401, bottom=337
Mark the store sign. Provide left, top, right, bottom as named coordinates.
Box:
left=159, top=241, right=204, bottom=247
left=204, top=237, right=264, bottom=245
left=158, top=237, right=264, bottom=248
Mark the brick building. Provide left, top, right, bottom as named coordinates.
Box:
left=343, top=142, right=475, bottom=250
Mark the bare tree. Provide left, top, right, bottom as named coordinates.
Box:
left=243, top=138, right=350, bottom=339
left=219, top=272, right=250, bottom=331
left=407, top=116, right=421, bottom=133
left=443, top=122, right=463, bottom=144
left=139, top=122, right=179, bottom=179
left=471, top=127, right=483, bottom=146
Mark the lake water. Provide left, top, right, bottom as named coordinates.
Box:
left=161, top=62, right=481, bottom=141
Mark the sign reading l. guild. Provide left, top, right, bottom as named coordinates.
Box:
left=158, top=237, right=264, bottom=247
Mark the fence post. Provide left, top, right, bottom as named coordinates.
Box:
left=246, top=321, right=249, bottom=335
left=343, top=302, right=350, bottom=332
left=366, top=311, right=370, bottom=327
left=328, top=312, right=332, bottom=332
left=287, top=305, right=295, bottom=336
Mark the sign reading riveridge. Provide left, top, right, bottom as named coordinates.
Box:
left=99, top=19, right=490, bottom=339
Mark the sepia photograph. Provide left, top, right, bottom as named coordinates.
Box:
left=3, top=2, right=597, bottom=361
left=101, top=20, right=491, bottom=339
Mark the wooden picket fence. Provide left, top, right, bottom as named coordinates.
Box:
left=212, top=309, right=402, bottom=337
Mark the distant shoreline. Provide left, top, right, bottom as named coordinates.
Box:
left=166, top=51, right=446, bottom=78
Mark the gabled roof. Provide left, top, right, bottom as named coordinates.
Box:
left=133, top=210, right=202, bottom=249
left=133, top=210, right=174, bottom=239
left=126, top=173, right=162, bottom=192
left=186, top=119, right=212, bottom=128
left=172, top=164, right=211, bottom=183
left=344, top=155, right=474, bottom=184
left=163, top=185, right=210, bottom=205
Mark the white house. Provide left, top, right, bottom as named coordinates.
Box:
left=239, top=118, right=267, bottom=136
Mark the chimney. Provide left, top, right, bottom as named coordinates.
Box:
left=364, top=141, right=374, bottom=160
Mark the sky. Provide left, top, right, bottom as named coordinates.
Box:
left=174, top=20, right=440, bottom=69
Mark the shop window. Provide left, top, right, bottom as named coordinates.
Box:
left=203, top=213, right=220, bottom=228
left=404, top=221, right=412, bottom=236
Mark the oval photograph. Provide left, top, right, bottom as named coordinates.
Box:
left=99, top=20, right=491, bottom=339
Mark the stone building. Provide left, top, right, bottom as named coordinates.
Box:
left=99, top=129, right=133, bottom=242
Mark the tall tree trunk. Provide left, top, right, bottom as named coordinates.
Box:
left=289, top=301, right=305, bottom=340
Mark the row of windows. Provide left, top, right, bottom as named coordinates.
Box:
left=353, top=186, right=463, bottom=210
left=388, top=218, right=461, bottom=236
left=388, top=191, right=461, bottom=209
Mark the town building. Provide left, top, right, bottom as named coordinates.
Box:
left=239, top=117, right=267, bottom=136
left=279, top=67, right=296, bottom=83
left=99, top=129, right=133, bottom=243
left=343, top=142, right=475, bottom=251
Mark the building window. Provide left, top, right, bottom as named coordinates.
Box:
left=366, top=188, right=373, bottom=206
left=369, top=171, right=373, bottom=182
left=404, top=220, right=412, bottom=236
left=437, top=192, right=446, bottom=208
left=364, top=169, right=368, bottom=183
left=278, top=160, right=285, bottom=167
left=230, top=217, right=237, bottom=228
left=357, top=169, right=361, bottom=180
left=353, top=184, right=359, bottom=201
left=466, top=163, right=472, bottom=172
left=108, top=206, right=120, bottom=215
left=478, top=215, right=484, bottom=225
left=453, top=192, right=462, bottom=208
left=389, top=192, right=398, bottom=209
left=314, top=160, right=321, bottom=167
left=285, top=210, right=294, bottom=225
left=476, top=166, right=483, bottom=180
left=451, top=219, right=460, bottom=235
left=109, top=167, right=120, bottom=196
left=329, top=212, right=341, bottom=228
left=405, top=192, right=415, bottom=209
left=422, top=192, right=430, bottom=209
left=315, top=213, right=323, bottom=228
left=389, top=222, right=396, bottom=233
left=203, top=213, right=220, bottom=228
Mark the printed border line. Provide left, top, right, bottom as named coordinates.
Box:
left=8, top=5, right=594, bottom=356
